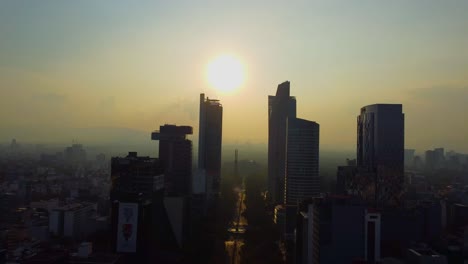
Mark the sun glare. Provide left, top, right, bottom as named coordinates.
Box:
left=206, top=54, right=245, bottom=93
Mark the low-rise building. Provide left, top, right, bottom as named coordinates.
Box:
left=49, top=203, right=96, bottom=240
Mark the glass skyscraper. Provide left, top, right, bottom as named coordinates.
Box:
left=357, top=104, right=405, bottom=204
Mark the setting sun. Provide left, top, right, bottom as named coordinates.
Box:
left=206, top=54, right=245, bottom=93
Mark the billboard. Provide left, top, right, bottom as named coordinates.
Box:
left=116, top=203, right=139, bottom=253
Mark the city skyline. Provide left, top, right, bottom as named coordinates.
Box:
left=1, top=1, right=468, bottom=152
left=2, top=2, right=468, bottom=264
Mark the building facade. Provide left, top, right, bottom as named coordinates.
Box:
left=152, top=125, right=193, bottom=196
left=197, top=93, right=223, bottom=201
left=109, top=152, right=166, bottom=260
left=284, top=117, right=320, bottom=205
left=357, top=104, right=404, bottom=204
left=295, top=197, right=367, bottom=264
left=336, top=159, right=358, bottom=195
left=268, top=81, right=297, bottom=205
left=49, top=203, right=96, bottom=240
left=425, top=148, right=445, bottom=170
left=110, top=152, right=164, bottom=201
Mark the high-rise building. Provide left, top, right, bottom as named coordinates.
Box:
left=268, top=82, right=320, bottom=242
left=357, top=104, right=404, bottom=204
left=284, top=117, right=320, bottom=205
left=110, top=152, right=164, bottom=201
left=152, top=125, right=193, bottom=196
left=197, top=93, right=223, bottom=200
left=152, top=125, right=194, bottom=249
left=110, top=152, right=166, bottom=259
left=268, top=81, right=297, bottom=205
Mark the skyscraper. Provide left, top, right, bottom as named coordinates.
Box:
left=284, top=117, right=320, bottom=205
left=151, top=125, right=193, bottom=249
left=197, top=93, right=223, bottom=200
left=268, top=81, right=297, bottom=205
left=357, top=104, right=404, bottom=204
left=152, top=125, right=193, bottom=196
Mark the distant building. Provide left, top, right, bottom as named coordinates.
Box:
left=425, top=150, right=436, bottom=171
left=96, top=153, right=106, bottom=163
left=356, top=104, right=405, bottom=204
left=445, top=150, right=468, bottom=170
left=413, top=156, right=424, bottom=170
left=64, top=144, right=86, bottom=165
left=10, top=138, right=20, bottom=152
left=405, top=149, right=415, bottom=168
left=446, top=154, right=461, bottom=170
left=152, top=125, right=193, bottom=196
left=336, top=159, right=358, bottom=195
left=434, top=148, right=445, bottom=168
left=268, top=81, right=296, bottom=205
left=49, top=203, right=96, bottom=240
left=425, top=148, right=446, bottom=170
left=40, top=152, right=64, bottom=166
left=284, top=117, right=320, bottom=205
left=197, top=93, right=223, bottom=201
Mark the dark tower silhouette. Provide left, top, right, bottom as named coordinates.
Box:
left=197, top=93, right=223, bottom=201
left=284, top=118, right=320, bottom=205
left=357, top=104, right=404, bottom=204
left=268, top=81, right=296, bottom=205
left=151, top=125, right=193, bottom=196
left=110, top=152, right=167, bottom=261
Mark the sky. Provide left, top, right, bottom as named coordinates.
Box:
left=1, top=0, right=467, bottom=153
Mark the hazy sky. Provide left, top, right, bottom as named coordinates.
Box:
left=1, top=1, right=467, bottom=153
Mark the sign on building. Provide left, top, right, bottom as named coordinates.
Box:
left=116, top=203, right=139, bottom=253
